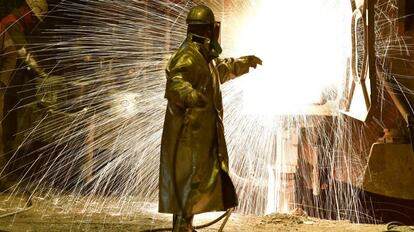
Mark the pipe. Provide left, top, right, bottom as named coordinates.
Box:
left=376, top=65, right=414, bottom=152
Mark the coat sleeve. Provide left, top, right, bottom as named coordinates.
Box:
left=215, top=57, right=251, bottom=84
left=7, top=26, right=49, bottom=79
left=17, top=47, right=49, bottom=79
left=165, top=54, right=206, bottom=108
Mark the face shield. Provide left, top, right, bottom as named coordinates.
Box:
left=210, top=21, right=222, bottom=58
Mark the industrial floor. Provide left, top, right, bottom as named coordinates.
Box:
left=0, top=193, right=399, bottom=232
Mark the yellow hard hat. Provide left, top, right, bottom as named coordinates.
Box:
left=25, top=0, right=48, bottom=22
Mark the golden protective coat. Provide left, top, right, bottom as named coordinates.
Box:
left=159, top=38, right=252, bottom=216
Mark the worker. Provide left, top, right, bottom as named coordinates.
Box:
left=159, top=5, right=262, bottom=232
left=0, top=0, right=49, bottom=189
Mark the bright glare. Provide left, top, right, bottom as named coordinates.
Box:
left=222, top=0, right=351, bottom=115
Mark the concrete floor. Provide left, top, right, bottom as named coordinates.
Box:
left=0, top=193, right=398, bottom=232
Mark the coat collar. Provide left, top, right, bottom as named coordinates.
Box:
left=185, top=35, right=212, bottom=63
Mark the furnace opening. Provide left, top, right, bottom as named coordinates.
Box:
left=221, top=0, right=352, bottom=115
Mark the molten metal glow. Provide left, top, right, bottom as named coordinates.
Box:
left=222, top=0, right=352, bottom=115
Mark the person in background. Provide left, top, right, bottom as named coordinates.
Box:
left=0, top=0, right=49, bottom=190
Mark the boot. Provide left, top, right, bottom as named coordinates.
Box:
left=173, top=214, right=195, bottom=232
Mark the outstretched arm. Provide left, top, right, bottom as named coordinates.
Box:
left=17, top=47, right=49, bottom=78
left=216, top=55, right=262, bottom=84
left=17, top=47, right=62, bottom=107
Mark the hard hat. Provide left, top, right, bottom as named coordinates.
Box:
left=186, top=5, right=215, bottom=25
left=25, top=0, right=48, bottom=22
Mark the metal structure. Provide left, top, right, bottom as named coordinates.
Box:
left=340, top=0, right=414, bottom=221
left=341, top=0, right=376, bottom=121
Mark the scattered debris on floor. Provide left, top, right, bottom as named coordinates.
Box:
left=0, top=193, right=402, bottom=232
left=261, top=213, right=306, bottom=225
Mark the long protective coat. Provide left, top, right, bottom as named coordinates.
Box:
left=159, top=37, right=252, bottom=216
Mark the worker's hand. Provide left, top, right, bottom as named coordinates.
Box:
left=240, top=55, right=263, bottom=69
left=186, top=90, right=207, bottom=108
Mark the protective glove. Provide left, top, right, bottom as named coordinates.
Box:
left=186, top=90, right=207, bottom=108
left=240, top=55, right=263, bottom=68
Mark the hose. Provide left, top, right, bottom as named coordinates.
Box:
left=141, top=208, right=232, bottom=232
left=385, top=221, right=414, bottom=232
